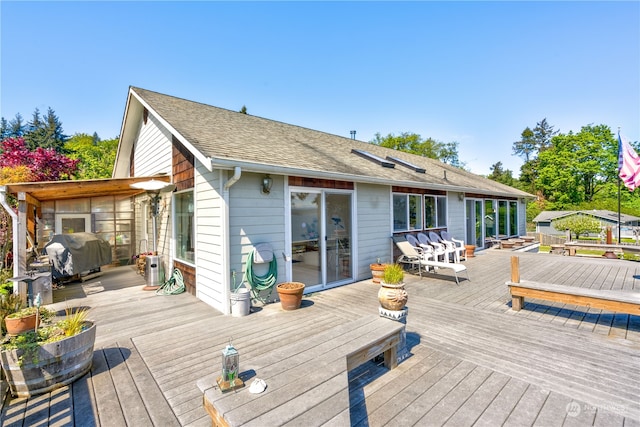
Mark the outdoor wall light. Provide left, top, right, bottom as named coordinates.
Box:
left=217, top=339, right=244, bottom=393
left=261, top=175, right=273, bottom=194
left=458, top=193, right=465, bottom=201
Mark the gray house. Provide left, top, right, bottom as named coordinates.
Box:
left=533, top=210, right=640, bottom=237
left=111, top=87, right=532, bottom=314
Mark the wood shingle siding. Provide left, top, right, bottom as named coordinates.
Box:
left=172, top=135, right=194, bottom=191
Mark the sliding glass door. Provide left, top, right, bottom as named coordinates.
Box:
left=290, top=189, right=353, bottom=289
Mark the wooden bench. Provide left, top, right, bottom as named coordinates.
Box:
left=507, top=280, right=640, bottom=315
left=196, top=315, right=404, bottom=426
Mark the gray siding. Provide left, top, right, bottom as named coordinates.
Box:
left=356, top=183, right=392, bottom=279
left=230, top=173, right=286, bottom=293
left=447, top=192, right=466, bottom=244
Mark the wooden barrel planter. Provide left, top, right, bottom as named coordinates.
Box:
left=0, top=322, right=96, bottom=397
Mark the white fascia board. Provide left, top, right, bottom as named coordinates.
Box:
left=129, top=89, right=212, bottom=172
left=113, top=88, right=138, bottom=177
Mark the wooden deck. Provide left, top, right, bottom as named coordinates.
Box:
left=1, top=249, right=639, bottom=426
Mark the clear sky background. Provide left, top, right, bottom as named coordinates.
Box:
left=1, top=1, right=638, bottom=177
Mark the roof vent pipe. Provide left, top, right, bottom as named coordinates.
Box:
left=443, top=170, right=448, bottom=180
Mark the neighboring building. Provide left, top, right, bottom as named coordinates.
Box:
left=533, top=210, right=640, bottom=237
left=109, top=86, right=533, bottom=314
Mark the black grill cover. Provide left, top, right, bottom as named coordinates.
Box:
left=44, top=232, right=112, bottom=280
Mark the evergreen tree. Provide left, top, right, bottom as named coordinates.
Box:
left=487, top=161, right=515, bottom=186
left=0, top=113, right=26, bottom=138
left=24, top=107, right=68, bottom=151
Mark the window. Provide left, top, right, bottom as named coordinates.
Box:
left=425, top=195, right=447, bottom=229
left=509, top=201, right=518, bottom=236
left=498, top=200, right=508, bottom=237
left=393, top=194, right=423, bottom=232
left=174, top=191, right=194, bottom=263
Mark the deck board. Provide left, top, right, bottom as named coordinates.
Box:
left=1, top=250, right=639, bottom=426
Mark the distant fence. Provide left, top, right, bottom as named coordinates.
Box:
left=537, top=233, right=566, bottom=246
left=536, top=232, right=640, bottom=247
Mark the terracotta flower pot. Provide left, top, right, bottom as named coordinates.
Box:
left=276, top=282, right=305, bottom=310
left=465, top=245, right=476, bottom=258
left=370, top=263, right=388, bottom=284
left=5, top=313, right=39, bottom=336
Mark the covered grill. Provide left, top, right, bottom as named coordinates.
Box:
left=44, top=232, right=112, bottom=280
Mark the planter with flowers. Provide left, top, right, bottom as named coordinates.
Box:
left=1, top=306, right=96, bottom=397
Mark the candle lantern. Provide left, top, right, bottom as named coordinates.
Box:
left=216, top=339, right=245, bottom=392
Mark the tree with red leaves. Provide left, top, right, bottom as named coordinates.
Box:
left=0, top=137, right=78, bottom=182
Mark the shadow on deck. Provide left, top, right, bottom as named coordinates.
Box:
left=1, top=250, right=639, bottom=426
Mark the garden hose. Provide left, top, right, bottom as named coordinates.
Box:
left=243, top=249, right=277, bottom=302
left=156, top=268, right=186, bottom=295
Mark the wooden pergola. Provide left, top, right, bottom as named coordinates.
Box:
left=0, top=175, right=171, bottom=276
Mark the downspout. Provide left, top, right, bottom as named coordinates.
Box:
left=0, top=186, right=19, bottom=277
left=222, top=167, right=241, bottom=315
left=224, top=166, right=242, bottom=191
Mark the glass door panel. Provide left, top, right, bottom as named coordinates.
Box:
left=475, top=201, right=483, bottom=247
left=325, top=193, right=352, bottom=284
left=465, top=199, right=485, bottom=248
left=290, top=191, right=321, bottom=286
left=484, top=200, right=496, bottom=246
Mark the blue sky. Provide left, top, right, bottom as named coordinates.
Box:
left=1, top=1, right=638, bottom=177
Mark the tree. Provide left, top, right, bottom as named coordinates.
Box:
left=0, top=113, right=26, bottom=140
left=487, top=161, right=515, bottom=186
left=535, top=124, right=616, bottom=208
left=514, top=119, right=559, bottom=193
left=65, top=133, right=118, bottom=179
left=239, top=105, right=247, bottom=114
left=512, top=127, right=536, bottom=163
left=533, top=118, right=558, bottom=151
left=553, top=215, right=602, bottom=240
left=23, top=107, right=68, bottom=151
left=370, top=132, right=464, bottom=167
left=0, top=137, right=79, bottom=181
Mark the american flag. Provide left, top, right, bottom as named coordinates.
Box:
left=618, top=131, right=640, bottom=191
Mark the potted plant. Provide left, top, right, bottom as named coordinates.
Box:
left=1, top=293, right=24, bottom=335
left=465, top=244, right=476, bottom=258
left=4, top=306, right=53, bottom=336
left=0, top=305, right=96, bottom=397
left=370, top=258, right=389, bottom=284
left=276, top=282, right=305, bottom=310
left=378, top=264, right=408, bottom=311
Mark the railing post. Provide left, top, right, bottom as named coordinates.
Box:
left=510, top=256, right=520, bottom=283
left=510, top=255, right=524, bottom=310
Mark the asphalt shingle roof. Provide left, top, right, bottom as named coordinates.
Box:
left=131, top=87, right=532, bottom=198
left=533, top=210, right=640, bottom=223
